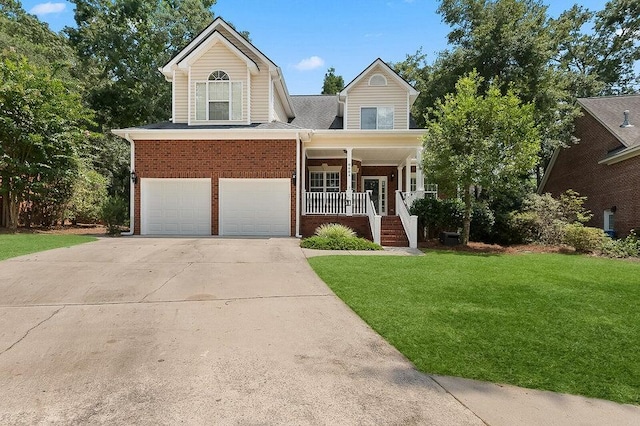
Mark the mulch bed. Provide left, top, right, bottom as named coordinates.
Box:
left=418, top=239, right=575, bottom=255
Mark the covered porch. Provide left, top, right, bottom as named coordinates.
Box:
left=300, top=132, right=436, bottom=248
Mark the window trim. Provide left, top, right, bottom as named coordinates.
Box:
left=368, top=73, right=387, bottom=86
left=194, top=70, right=243, bottom=122
left=308, top=166, right=341, bottom=193
left=360, top=106, right=394, bottom=130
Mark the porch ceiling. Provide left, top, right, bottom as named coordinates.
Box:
left=306, top=147, right=418, bottom=166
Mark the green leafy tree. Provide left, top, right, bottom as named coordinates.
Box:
left=554, top=0, right=640, bottom=96
left=0, top=54, right=93, bottom=230
left=0, top=0, right=75, bottom=79
left=423, top=72, right=540, bottom=245
left=321, top=67, right=344, bottom=94
left=67, top=161, right=110, bottom=224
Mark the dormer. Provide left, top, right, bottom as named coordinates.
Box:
left=338, top=58, right=419, bottom=130
left=159, top=18, right=294, bottom=125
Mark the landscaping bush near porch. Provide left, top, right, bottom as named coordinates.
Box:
left=308, top=252, right=640, bottom=405
left=301, top=223, right=382, bottom=250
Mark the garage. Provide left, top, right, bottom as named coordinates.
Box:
left=219, top=178, right=290, bottom=236
left=140, top=178, right=211, bottom=235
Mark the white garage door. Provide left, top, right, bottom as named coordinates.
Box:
left=141, top=178, right=211, bottom=235
left=219, top=178, right=290, bottom=236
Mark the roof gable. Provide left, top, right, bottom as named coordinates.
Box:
left=339, top=58, right=419, bottom=103
left=161, top=17, right=275, bottom=78
left=174, top=31, right=259, bottom=75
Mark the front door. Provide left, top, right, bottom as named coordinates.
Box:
left=363, top=177, right=387, bottom=215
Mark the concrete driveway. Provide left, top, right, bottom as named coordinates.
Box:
left=0, top=237, right=481, bottom=425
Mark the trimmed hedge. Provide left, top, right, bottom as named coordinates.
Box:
left=301, top=236, right=382, bottom=251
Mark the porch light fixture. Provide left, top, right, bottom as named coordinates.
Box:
left=292, top=171, right=297, bottom=185
left=130, top=171, right=138, bottom=185
left=390, top=173, right=395, bottom=180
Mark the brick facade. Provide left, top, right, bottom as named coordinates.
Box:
left=133, top=139, right=297, bottom=236
left=542, top=109, right=640, bottom=236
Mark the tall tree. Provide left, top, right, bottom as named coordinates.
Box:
left=0, top=0, right=75, bottom=79
left=0, top=54, right=93, bottom=230
left=321, top=67, right=344, bottom=94
left=66, top=0, right=217, bottom=129
left=422, top=72, right=540, bottom=245
left=554, top=0, right=640, bottom=96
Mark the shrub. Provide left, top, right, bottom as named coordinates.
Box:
left=301, top=236, right=382, bottom=250
left=512, top=190, right=592, bottom=245
left=600, top=230, right=640, bottom=258
left=410, top=197, right=464, bottom=239
left=563, top=224, right=606, bottom=253
left=314, top=223, right=356, bottom=239
left=469, top=202, right=495, bottom=242
left=101, top=196, right=128, bottom=236
left=66, top=163, right=109, bottom=224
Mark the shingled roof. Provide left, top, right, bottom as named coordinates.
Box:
left=289, top=95, right=343, bottom=129
left=579, top=95, right=640, bottom=148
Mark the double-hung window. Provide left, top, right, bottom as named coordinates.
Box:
left=195, top=71, right=242, bottom=121
left=361, top=107, right=393, bottom=129
left=309, top=171, right=340, bottom=192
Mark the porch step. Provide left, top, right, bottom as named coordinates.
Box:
left=380, top=216, right=409, bottom=247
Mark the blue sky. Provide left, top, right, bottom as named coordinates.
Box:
left=23, top=0, right=610, bottom=95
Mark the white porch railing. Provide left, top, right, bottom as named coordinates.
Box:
left=396, top=191, right=418, bottom=249
left=303, top=192, right=368, bottom=216
left=366, top=190, right=381, bottom=245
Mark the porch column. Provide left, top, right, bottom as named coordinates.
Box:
left=346, top=147, right=353, bottom=216
left=416, top=147, right=425, bottom=191
left=302, top=148, right=307, bottom=215
left=397, top=165, right=403, bottom=192
left=405, top=156, right=411, bottom=192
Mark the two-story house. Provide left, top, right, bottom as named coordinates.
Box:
left=113, top=18, right=432, bottom=247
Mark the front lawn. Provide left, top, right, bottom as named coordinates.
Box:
left=0, top=234, right=97, bottom=261
left=308, top=252, right=640, bottom=405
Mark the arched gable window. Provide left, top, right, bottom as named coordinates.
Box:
left=208, top=70, right=229, bottom=81
left=195, top=70, right=242, bottom=121
left=368, top=74, right=387, bottom=86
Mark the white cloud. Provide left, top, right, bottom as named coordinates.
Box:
left=29, top=2, right=66, bottom=16
left=294, top=56, right=325, bottom=71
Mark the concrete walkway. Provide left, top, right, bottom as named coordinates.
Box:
left=0, top=238, right=638, bottom=425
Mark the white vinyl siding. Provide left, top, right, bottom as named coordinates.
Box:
left=173, top=72, right=188, bottom=123
left=250, top=68, right=270, bottom=122
left=346, top=65, right=408, bottom=130
left=273, top=89, right=288, bottom=122
left=189, top=43, right=248, bottom=123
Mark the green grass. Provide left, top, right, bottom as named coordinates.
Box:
left=0, top=234, right=97, bottom=261
left=308, top=251, right=640, bottom=405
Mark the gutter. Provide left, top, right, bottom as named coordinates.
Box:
left=295, top=132, right=301, bottom=238
left=121, top=133, right=135, bottom=236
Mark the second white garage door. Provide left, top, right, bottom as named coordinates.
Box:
left=219, top=178, right=290, bottom=236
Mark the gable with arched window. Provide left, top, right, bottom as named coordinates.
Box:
left=195, top=70, right=243, bottom=121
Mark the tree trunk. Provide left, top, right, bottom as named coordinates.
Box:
left=7, top=191, right=19, bottom=232
left=462, top=187, right=472, bottom=246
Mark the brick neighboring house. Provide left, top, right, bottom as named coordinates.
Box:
left=539, top=95, right=640, bottom=237
left=112, top=18, right=434, bottom=247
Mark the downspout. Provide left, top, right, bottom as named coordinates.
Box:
left=121, top=133, right=135, bottom=236
left=295, top=132, right=301, bottom=238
